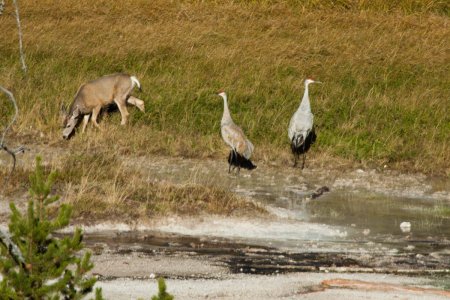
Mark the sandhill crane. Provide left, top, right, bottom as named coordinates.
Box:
left=218, top=91, right=256, bottom=173
left=288, top=79, right=321, bottom=169
left=61, top=73, right=144, bottom=139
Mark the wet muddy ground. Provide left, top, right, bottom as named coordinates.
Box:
left=1, top=146, right=450, bottom=298
left=81, top=230, right=450, bottom=277
left=81, top=230, right=450, bottom=299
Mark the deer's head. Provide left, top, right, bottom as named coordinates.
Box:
left=61, top=105, right=80, bottom=140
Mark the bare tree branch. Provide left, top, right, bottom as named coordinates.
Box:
left=12, top=0, right=27, bottom=73
left=0, top=85, right=25, bottom=179
left=0, top=86, right=18, bottom=146
left=0, top=228, right=26, bottom=269
left=0, top=0, right=5, bottom=15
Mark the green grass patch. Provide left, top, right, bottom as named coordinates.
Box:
left=0, top=0, right=449, bottom=174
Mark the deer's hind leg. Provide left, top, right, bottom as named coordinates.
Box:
left=114, top=96, right=130, bottom=126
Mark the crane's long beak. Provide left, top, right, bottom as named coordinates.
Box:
left=314, top=81, right=323, bottom=84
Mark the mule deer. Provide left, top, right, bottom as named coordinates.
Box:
left=61, top=73, right=145, bottom=139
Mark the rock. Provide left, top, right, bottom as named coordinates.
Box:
left=311, top=186, right=330, bottom=199
left=400, top=222, right=411, bottom=233
left=404, top=245, right=415, bottom=251
left=430, top=252, right=442, bottom=259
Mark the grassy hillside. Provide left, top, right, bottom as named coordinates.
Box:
left=1, top=0, right=449, bottom=174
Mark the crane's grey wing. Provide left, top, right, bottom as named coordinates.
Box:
left=288, top=113, right=297, bottom=141
left=221, top=124, right=254, bottom=159
left=243, top=138, right=254, bottom=159
left=288, top=111, right=314, bottom=140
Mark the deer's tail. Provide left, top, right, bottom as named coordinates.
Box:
left=130, top=76, right=142, bottom=92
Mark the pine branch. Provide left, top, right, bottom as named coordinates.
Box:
left=0, top=157, right=101, bottom=298
left=151, top=278, right=174, bottom=300
left=94, top=288, right=104, bottom=300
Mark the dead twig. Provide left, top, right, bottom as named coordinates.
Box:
left=0, top=0, right=5, bottom=15
left=12, top=0, right=27, bottom=73
left=0, top=229, right=26, bottom=270
left=0, top=86, right=18, bottom=146
left=0, top=85, right=25, bottom=181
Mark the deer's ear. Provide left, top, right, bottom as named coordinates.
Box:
left=60, top=103, right=67, bottom=116
left=72, top=107, right=80, bottom=118
left=60, top=104, right=68, bottom=127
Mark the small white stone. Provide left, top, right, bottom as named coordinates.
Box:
left=149, top=273, right=155, bottom=279
left=363, top=229, right=370, bottom=236
left=400, top=222, right=411, bottom=233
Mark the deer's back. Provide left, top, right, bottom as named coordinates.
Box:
left=74, top=73, right=131, bottom=112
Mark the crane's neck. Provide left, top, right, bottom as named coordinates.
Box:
left=220, top=94, right=233, bottom=126
left=298, top=83, right=311, bottom=113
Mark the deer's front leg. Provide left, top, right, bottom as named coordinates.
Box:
left=81, top=114, right=90, bottom=133
left=91, top=106, right=102, bottom=129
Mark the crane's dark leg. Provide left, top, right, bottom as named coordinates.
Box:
left=228, top=150, right=233, bottom=173
left=301, top=142, right=307, bottom=169
left=291, top=137, right=297, bottom=168
left=229, top=150, right=239, bottom=173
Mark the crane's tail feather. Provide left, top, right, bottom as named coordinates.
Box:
left=291, top=135, right=305, bottom=152
left=291, top=129, right=317, bottom=155
left=228, top=151, right=256, bottom=170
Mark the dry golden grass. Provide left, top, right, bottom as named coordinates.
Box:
left=0, top=151, right=266, bottom=222
left=0, top=0, right=449, bottom=175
